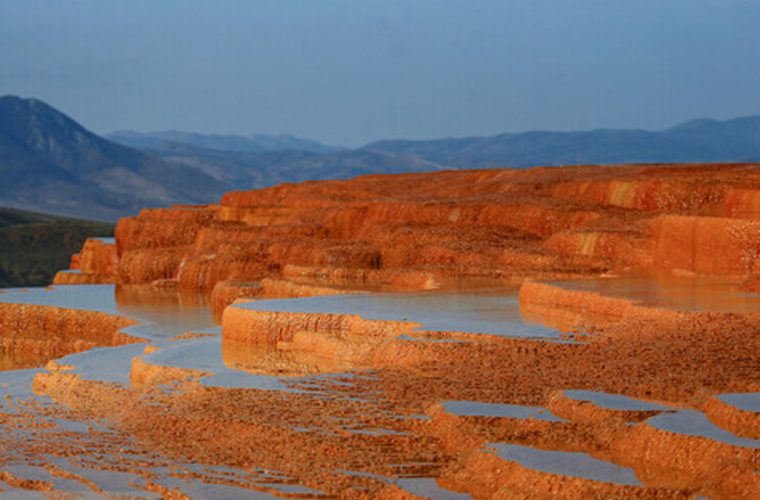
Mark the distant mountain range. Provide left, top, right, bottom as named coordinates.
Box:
left=107, top=130, right=344, bottom=154
left=363, top=117, right=760, bottom=168
left=0, top=96, right=437, bottom=220
left=1, top=94, right=759, bottom=220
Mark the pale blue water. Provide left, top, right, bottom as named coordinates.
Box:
left=233, top=291, right=563, bottom=339
left=489, top=443, right=642, bottom=486
left=443, top=400, right=563, bottom=421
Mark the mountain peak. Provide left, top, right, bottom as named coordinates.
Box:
left=0, top=94, right=64, bottom=117
left=0, top=94, right=89, bottom=139
left=0, top=96, right=231, bottom=220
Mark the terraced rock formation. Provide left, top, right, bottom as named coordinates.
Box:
left=2, top=162, right=760, bottom=498
left=101, top=163, right=760, bottom=295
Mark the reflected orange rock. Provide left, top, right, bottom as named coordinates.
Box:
left=114, top=283, right=209, bottom=310
left=130, top=355, right=209, bottom=387
left=210, top=278, right=355, bottom=321
left=0, top=302, right=141, bottom=365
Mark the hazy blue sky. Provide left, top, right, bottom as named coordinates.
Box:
left=2, top=0, right=759, bottom=146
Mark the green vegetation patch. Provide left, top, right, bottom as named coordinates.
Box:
left=0, top=207, right=114, bottom=287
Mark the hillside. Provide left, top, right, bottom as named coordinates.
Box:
left=0, top=95, right=234, bottom=220
left=0, top=206, right=113, bottom=287
left=118, top=116, right=760, bottom=186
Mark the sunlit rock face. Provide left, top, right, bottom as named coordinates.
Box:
left=2, top=163, right=760, bottom=498
left=53, top=238, right=118, bottom=285
left=103, top=163, right=760, bottom=294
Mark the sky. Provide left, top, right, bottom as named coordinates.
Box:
left=1, top=0, right=759, bottom=147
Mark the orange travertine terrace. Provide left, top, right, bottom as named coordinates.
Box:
left=111, top=163, right=760, bottom=290
left=3, top=163, right=760, bottom=498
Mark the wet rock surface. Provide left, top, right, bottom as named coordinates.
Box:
left=2, top=163, right=760, bottom=498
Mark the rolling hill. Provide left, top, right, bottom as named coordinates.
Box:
left=142, top=142, right=442, bottom=189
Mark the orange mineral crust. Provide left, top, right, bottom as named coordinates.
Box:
left=704, top=396, right=760, bottom=439
left=3, top=163, right=760, bottom=498
left=210, top=277, right=356, bottom=320
left=93, top=163, right=760, bottom=294
left=52, top=238, right=118, bottom=285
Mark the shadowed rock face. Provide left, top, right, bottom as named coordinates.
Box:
left=3, top=163, right=760, bottom=498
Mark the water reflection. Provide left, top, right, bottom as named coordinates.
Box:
left=0, top=350, right=55, bottom=371
left=222, top=337, right=357, bottom=377
left=548, top=274, right=760, bottom=313
left=114, top=285, right=215, bottom=338
left=233, top=289, right=563, bottom=339
left=0, top=284, right=215, bottom=372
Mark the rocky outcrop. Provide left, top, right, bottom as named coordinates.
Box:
left=223, top=307, right=412, bottom=347
left=77, top=163, right=758, bottom=297
left=53, top=238, right=118, bottom=285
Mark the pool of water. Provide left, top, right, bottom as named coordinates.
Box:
left=233, top=290, right=563, bottom=339
left=2, top=277, right=757, bottom=497
left=489, top=443, right=642, bottom=486
left=0, top=284, right=215, bottom=341
left=0, top=284, right=121, bottom=314
left=716, top=392, right=760, bottom=412
left=393, top=478, right=471, bottom=499
left=646, top=410, right=760, bottom=448
left=140, top=336, right=295, bottom=391
left=564, top=390, right=673, bottom=412
left=0, top=284, right=216, bottom=380
left=443, top=400, right=563, bottom=421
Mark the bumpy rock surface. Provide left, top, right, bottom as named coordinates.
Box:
left=4, top=163, right=760, bottom=498
left=99, top=163, right=760, bottom=294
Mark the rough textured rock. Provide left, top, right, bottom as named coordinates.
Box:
left=53, top=238, right=118, bottom=285
left=95, top=163, right=760, bottom=298
left=210, top=278, right=355, bottom=320
left=5, top=162, right=760, bottom=498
